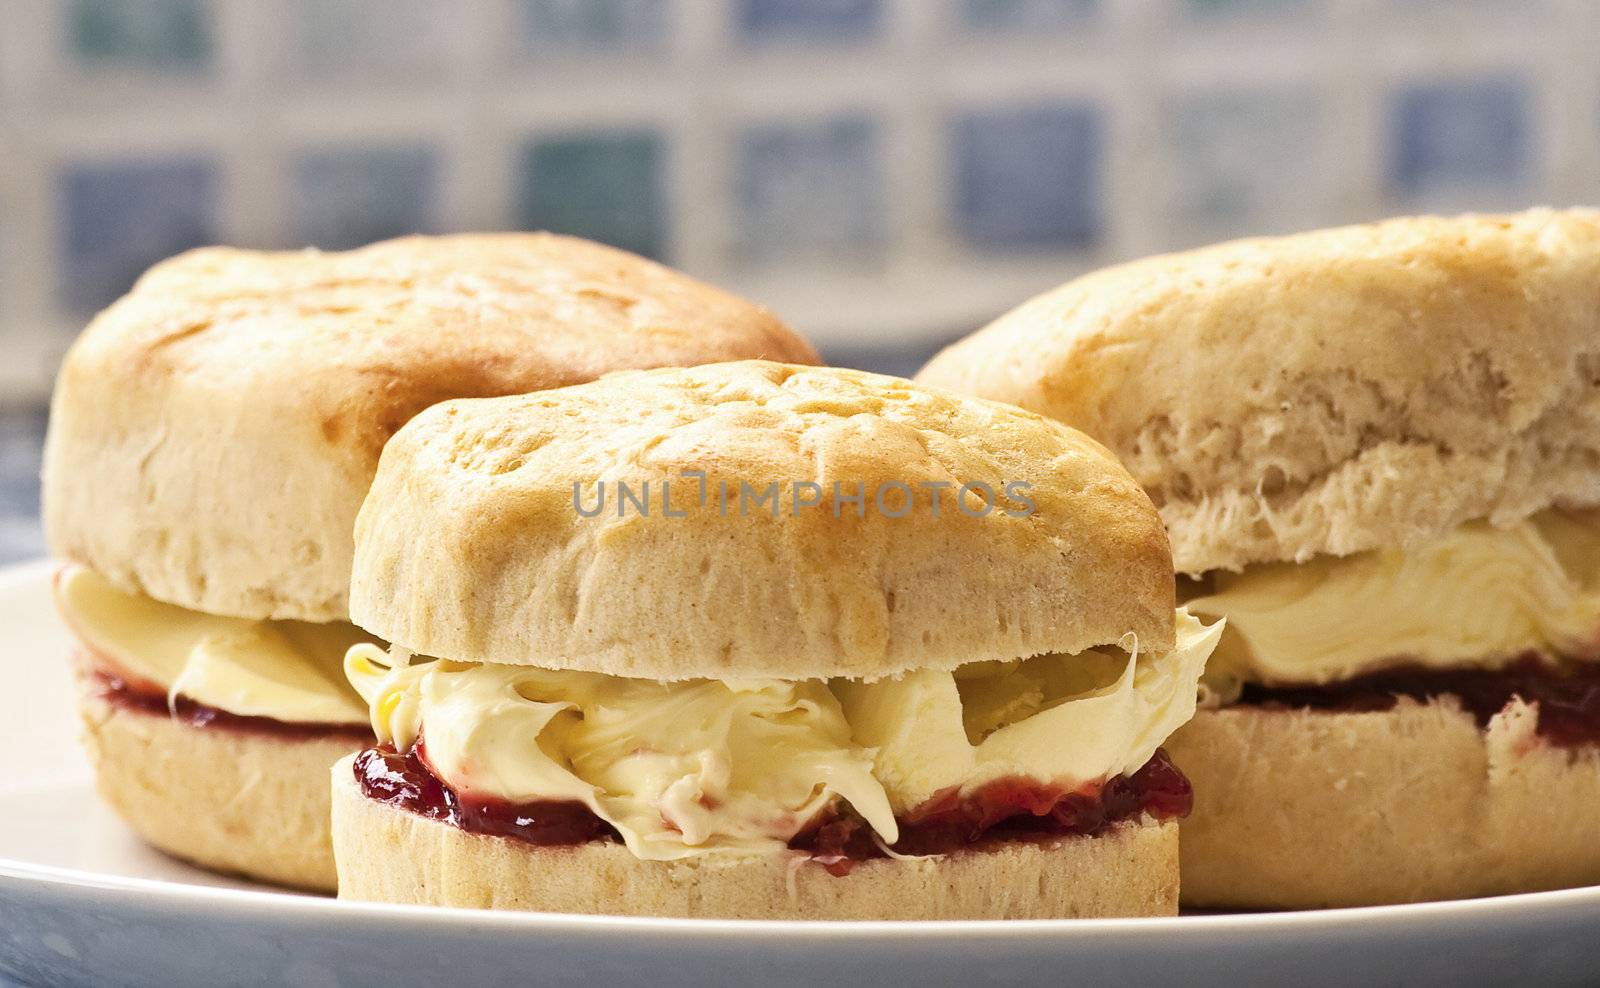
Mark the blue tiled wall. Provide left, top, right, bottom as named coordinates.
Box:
left=32, top=1, right=1575, bottom=326
left=0, top=0, right=1585, bottom=405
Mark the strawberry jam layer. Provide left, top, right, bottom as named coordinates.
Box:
left=354, top=742, right=1191, bottom=872
left=88, top=667, right=371, bottom=741
left=1236, top=654, right=1600, bottom=747
left=354, top=745, right=622, bottom=846
left=791, top=749, right=1192, bottom=876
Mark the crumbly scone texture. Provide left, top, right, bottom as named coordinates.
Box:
left=77, top=686, right=365, bottom=893
left=350, top=360, right=1175, bottom=679
left=330, top=762, right=1178, bottom=919
left=1171, top=699, right=1600, bottom=908
left=43, top=233, right=815, bottom=621
left=917, top=209, right=1600, bottom=573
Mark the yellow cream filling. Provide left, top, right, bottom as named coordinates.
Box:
left=345, top=608, right=1220, bottom=860
left=834, top=609, right=1220, bottom=812
left=345, top=649, right=899, bottom=860
left=1185, top=509, right=1600, bottom=692
left=56, top=565, right=370, bottom=725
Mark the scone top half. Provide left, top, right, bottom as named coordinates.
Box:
left=340, top=361, right=1221, bottom=869
left=46, top=233, right=815, bottom=624
left=43, top=235, right=815, bottom=731
left=919, top=209, right=1600, bottom=696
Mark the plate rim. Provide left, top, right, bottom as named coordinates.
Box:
left=7, top=854, right=1600, bottom=938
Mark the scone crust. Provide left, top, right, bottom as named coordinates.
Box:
left=917, top=209, right=1600, bottom=573
left=330, top=760, right=1178, bottom=919
left=1171, top=699, right=1600, bottom=908
left=44, top=234, right=815, bottom=621
left=77, top=685, right=366, bottom=892
left=350, top=361, right=1175, bottom=679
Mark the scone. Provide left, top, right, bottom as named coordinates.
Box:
left=917, top=208, right=1600, bottom=907
left=331, top=361, right=1221, bottom=919
left=43, top=234, right=817, bottom=891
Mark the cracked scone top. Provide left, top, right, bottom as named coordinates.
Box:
left=349, top=361, right=1176, bottom=680
left=917, top=209, right=1600, bottom=574
left=43, top=234, right=816, bottom=622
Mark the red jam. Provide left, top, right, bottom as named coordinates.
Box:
left=86, top=663, right=371, bottom=741
left=354, top=745, right=622, bottom=845
left=1237, top=654, right=1600, bottom=747
left=791, top=749, right=1192, bottom=875
left=354, top=741, right=1192, bottom=874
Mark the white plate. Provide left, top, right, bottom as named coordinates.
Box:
left=2, top=559, right=1599, bottom=988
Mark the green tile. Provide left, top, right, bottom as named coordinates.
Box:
left=961, top=0, right=1097, bottom=32
left=518, top=131, right=666, bottom=260
left=519, top=0, right=668, bottom=51
left=70, top=0, right=211, bottom=70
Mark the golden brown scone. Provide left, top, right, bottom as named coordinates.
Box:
left=350, top=361, right=1174, bottom=680
left=43, top=234, right=815, bottom=623
left=1170, top=700, right=1600, bottom=908
left=77, top=687, right=363, bottom=892
left=916, top=209, right=1600, bottom=575
left=330, top=761, right=1178, bottom=918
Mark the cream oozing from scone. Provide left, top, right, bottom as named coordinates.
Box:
left=1186, top=509, right=1600, bottom=692
left=344, top=609, right=1219, bottom=860
left=344, top=648, right=898, bottom=860
left=56, top=565, right=370, bottom=725
left=834, top=609, right=1219, bottom=813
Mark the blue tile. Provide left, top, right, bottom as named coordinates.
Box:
left=60, top=156, right=218, bottom=313
left=1391, top=0, right=1540, bottom=12
left=736, top=0, right=882, bottom=43
left=519, top=0, right=668, bottom=51
left=1183, top=0, right=1318, bottom=17
left=0, top=409, right=44, bottom=517
left=0, top=517, right=44, bottom=565
left=734, top=116, right=884, bottom=261
left=293, top=145, right=438, bottom=250
left=952, top=103, right=1102, bottom=250
left=960, top=0, right=1096, bottom=32
left=822, top=337, right=953, bottom=379
left=0, top=407, right=46, bottom=564
left=69, top=0, right=211, bottom=70
left=296, top=0, right=452, bottom=74
left=1391, top=76, right=1529, bottom=197
left=1167, top=89, right=1325, bottom=237
left=518, top=131, right=666, bottom=260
